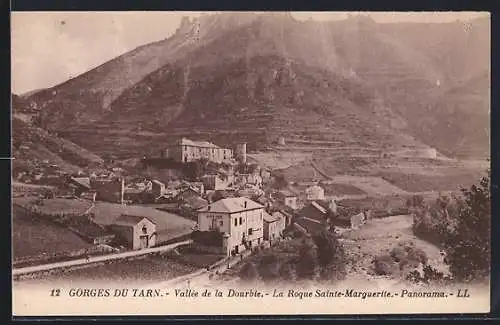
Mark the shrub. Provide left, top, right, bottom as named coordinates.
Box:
left=372, top=254, right=399, bottom=276
left=257, top=253, right=280, bottom=281
left=278, top=262, right=295, bottom=281
left=239, top=262, right=259, bottom=281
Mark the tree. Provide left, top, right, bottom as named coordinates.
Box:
left=257, top=253, right=280, bottom=281
left=443, top=172, right=491, bottom=282
left=313, top=231, right=347, bottom=281
left=239, top=262, right=259, bottom=281
left=295, top=240, right=318, bottom=279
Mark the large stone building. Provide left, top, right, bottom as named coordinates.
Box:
left=163, top=138, right=233, bottom=164
left=197, top=197, right=264, bottom=256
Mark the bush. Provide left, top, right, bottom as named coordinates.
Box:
left=373, top=254, right=399, bottom=276
left=406, top=265, right=450, bottom=285
left=278, top=262, right=295, bottom=281
left=239, top=262, right=259, bottom=281
left=257, top=253, right=280, bottom=281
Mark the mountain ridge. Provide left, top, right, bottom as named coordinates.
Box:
left=26, top=13, right=490, bottom=159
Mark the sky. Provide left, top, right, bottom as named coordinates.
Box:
left=11, top=11, right=489, bottom=95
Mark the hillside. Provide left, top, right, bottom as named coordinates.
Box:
left=12, top=94, right=105, bottom=174
left=26, top=13, right=490, bottom=159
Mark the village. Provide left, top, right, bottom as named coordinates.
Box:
left=12, top=136, right=382, bottom=283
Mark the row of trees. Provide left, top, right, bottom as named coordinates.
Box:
left=407, top=171, right=491, bottom=282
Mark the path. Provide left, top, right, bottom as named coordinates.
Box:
left=143, top=250, right=252, bottom=289
left=12, top=240, right=193, bottom=276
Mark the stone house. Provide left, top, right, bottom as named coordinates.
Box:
left=197, top=197, right=264, bottom=256
left=263, top=211, right=286, bottom=243
left=163, top=138, right=233, bottom=164
left=109, top=215, right=157, bottom=250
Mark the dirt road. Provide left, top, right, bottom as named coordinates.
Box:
left=12, top=240, right=193, bottom=276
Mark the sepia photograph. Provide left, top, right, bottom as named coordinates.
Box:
left=11, top=11, right=491, bottom=316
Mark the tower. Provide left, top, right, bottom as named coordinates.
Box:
left=235, top=143, right=247, bottom=164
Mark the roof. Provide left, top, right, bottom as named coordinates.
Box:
left=180, top=138, right=222, bottom=149
left=183, top=196, right=209, bottom=210
left=112, top=214, right=156, bottom=227
left=306, top=185, right=324, bottom=192
left=297, top=202, right=328, bottom=223
left=152, top=179, right=165, bottom=186
left=311, top=201, right=327, bottom=214
left=198, top=197, right=263, bottom=213
left=278, top=188, right=297, bottom=197
left=294, top=217, right=327, bottom=235
left=263, top=212, right=277, bottom=223
left=71, top=177, right=91, bottom=189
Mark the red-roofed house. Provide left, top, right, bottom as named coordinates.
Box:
left=109, top=215, right=157, bottom=250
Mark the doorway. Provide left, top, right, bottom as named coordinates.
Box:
left=139, top=235, right=149, bottom=249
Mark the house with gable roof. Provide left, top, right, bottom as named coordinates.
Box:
left=109, top=214, right=157, bottom=250
left=197, top=197, right=264, bottom=256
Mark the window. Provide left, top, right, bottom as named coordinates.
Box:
left=234, top=218, right=238, bottom=226
left=142, top=226, right=147, bottom=234
left=248, top=228, right=253, bottom=236
left=239, top=217, right=243, bottom=225
left=219, top=220, right=223, bottom=227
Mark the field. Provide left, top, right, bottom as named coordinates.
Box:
left=90, top=202, right=195, bottom=244
left=248, top=151, right=312, bottom=171
left=327, top=175, right=408, bottom=196
left=14, top=197, right=94, bottom=216
left=378, top=171, right=482, bottom=193
left=278, top=152, right=486, bottom=199
left=12, top=205, right=93, bottom=259
left=317, top=183, right=366, bottom=196
left=15, top=254, right=198, bottom=285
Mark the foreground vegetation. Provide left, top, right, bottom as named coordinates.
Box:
left=235, top=231, right=347, bottom=284
left=407, top=171, right=490, bottom=283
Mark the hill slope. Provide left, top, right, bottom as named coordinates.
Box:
left=26, top=13, right=490, bottom=159
left=12, top=94, right=105, bottom=174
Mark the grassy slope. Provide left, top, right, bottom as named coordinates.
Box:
left=12, top=117, right=104, bottom=173
left=12, top=205, right=93, bottom=259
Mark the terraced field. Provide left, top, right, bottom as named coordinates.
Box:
left=12, top=205, right=93, bottom=259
